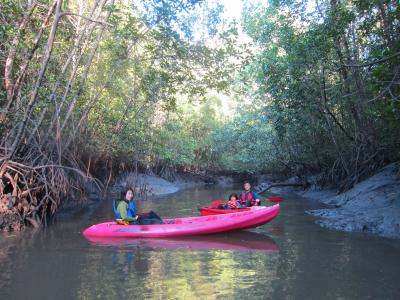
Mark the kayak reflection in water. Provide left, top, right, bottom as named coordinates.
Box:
left=87, top=231, right=279, bottom=253
left=114, top=188, right=165, bottom=225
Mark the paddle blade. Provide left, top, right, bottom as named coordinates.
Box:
left=210, top=200, right=226, bottom=208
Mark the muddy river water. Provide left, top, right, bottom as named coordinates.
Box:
left=1, top=187, right=400, bottom=299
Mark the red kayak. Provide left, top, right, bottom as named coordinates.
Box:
left=199, top=196, right=284, bottom=216
left=199, top=207, right=251, bottom=216
left=198, top=199, right=253, bottom=216
left=83, top=204, right=279, bottom=238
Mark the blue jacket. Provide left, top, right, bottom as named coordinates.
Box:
left=113, top=199, right=136, bottom=218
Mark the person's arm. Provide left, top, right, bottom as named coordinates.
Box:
left=127, top=201, right=136, bottom=218
left=253, top=192, right=261, bottom=205
left=238, top=193, right=243, bottom=203
left=117, top=201, right=128, bottom=219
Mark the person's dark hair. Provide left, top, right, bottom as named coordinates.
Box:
left=229, top=194, right=238, bottom=201
left=121, top=187, right=134, bottom=198
left=243, top=180, right=251, bottom=185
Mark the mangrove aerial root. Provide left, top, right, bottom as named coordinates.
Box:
left=0, top=158, right=96, bottom=232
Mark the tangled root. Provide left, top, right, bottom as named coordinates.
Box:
left=0, top=156, right=99, bottom=232
left=0, top=195, right=23, bottom=231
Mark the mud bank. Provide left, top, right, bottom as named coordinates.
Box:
left=112, top=172, right=209, bottom=197
left=304, top=163, right=400, bottom=239
left=255, top=164, right=400, bottom=238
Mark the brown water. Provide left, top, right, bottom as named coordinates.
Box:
left=1, top=186, right=400, bottom=299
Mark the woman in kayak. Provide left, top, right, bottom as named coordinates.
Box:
left=115, top=188, right=164, bottom=224
left=115, top=188, right=136, bottom=221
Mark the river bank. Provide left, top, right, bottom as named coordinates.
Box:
left=56, top=172, right=209, bottom=221
left=305, top=163, right=400, bottom=239
left=110, top=172, right=239, bottom=198
left=111, top=172, right=212, bottom=197
left=260, top=163, right=400, bottom=239
left=0, top=167, right=237, bottom=231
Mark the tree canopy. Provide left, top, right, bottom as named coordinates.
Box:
left=0, top=0, right=399, bottom=228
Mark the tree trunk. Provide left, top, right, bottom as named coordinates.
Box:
left=59, top=0, right=115, bottom=135
left=11, top=2, right=57, bottom=109
left=7, top=0, right=63, bottom=159
left=1, top=2, right=37, bottom=123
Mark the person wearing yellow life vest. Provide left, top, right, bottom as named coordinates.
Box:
left=238, top=181, right=261, bottom=207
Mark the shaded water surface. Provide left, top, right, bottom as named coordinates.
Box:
left=1, top=187, right=400, bottom=299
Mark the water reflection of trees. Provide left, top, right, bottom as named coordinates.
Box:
left=76, top=247, right=279, bottom=299
left=0, top=230, right=40, bottom=293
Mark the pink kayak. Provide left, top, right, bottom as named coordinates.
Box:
left=83, top=204, right=279, bottom=238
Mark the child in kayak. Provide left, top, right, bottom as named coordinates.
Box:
left=227, top=194, right=245, bottom=209
left=114, top=188, right=164, bottom=224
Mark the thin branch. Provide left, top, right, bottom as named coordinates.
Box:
left=342, top=51, right=400, bottom=68
left=59, top=12, right=114, bottom=27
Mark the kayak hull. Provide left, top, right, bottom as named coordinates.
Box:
left=83, top=204, right=279, bottom=238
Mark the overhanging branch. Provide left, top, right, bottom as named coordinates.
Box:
left=257, top=182, right=308, bottom=195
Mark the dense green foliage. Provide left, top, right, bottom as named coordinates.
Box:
left=81, top=1, right=238, bottom=174
left=0, top=0, right=239, bottom=228
left=0, top=0, right=237, bottom=171
left=1, top=0, right=399, bottom=178
left=214, top=0, right=400, bottom=189
left=0, top=0, right=399, bottom=229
